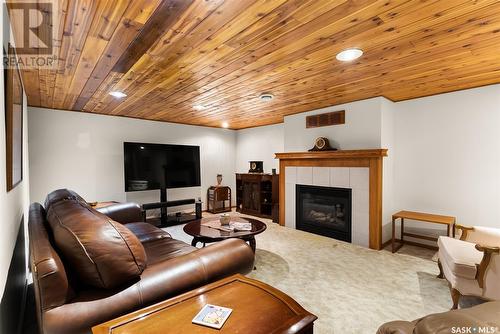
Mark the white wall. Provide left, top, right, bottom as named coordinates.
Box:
left=235, top=124, right=284, bottom=174
left=0, top=5, right=31, bottom=301
left=283, top=97, right=382, bottom=152
left=0, top=94, right=29, bottom=303
left=28, top=107, right=236, bottom=210
left=392, top=85, right=500, bottom=228
left=27, top=83, right=500, bottom=247
left=381, top=98, right=397, bottom=240
left=237, top=86, right=500, bottom=238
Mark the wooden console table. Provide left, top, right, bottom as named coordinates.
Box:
left=92, top=274, right=317, bottom=334
left=391, top=210, right=456, bottom=253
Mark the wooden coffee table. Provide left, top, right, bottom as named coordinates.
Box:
left=92, top=274, right=317, bottom=334
left=183, top=217, right=266, bottom=253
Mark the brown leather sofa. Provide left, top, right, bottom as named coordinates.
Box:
left=377, top=301, right=500, bottom=334
left=29, top=189, right=255, bottom=334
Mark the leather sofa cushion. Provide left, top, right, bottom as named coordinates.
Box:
left=438, top=236, right=483, bottom=279
left=46, top=198, right=147, bottom=289
left=143, top=238, right=196, bottom=265
left=124, top=222, right=171, bottom=243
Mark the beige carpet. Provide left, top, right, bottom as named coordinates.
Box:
left=165, top=212, right=452, bottom=334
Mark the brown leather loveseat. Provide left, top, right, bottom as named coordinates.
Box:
left=377, top=301, right=500, bottom=334
left=29, top=189, right=255, bottom=334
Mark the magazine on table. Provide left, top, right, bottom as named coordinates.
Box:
left=201, top=219, right=252, bottom=231
left=192, top=304, right=232, bottom=329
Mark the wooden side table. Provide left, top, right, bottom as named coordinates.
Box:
left=92, top=274, right=317, bottom=334
left=391, top=210, right=456, bottom=253
left=207, top=186, right=231, bottom=213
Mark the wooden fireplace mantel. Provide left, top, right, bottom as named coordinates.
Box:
left=275, top=149, right=387, bottom=161
left=275, top=149, right=388, bottom=250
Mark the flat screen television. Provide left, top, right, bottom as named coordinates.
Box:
left=124, top=142, right=201, bottom=191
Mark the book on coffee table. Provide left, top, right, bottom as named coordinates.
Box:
left=192, top=304, right=232, bottom=329
left=201, top=220, right=252, bottom=232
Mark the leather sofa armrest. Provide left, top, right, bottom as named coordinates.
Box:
left=96, top=202, right=143, bottom=224
left=138, top=238, right=255, bottom=302
left=377, top=320, right=417, bottom=334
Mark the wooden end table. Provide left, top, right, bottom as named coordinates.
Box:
left=92, top=274, right=317, bottom=334
left=207, top=186, right=232, bottom=214
left=183, top=217, right=266, bottom=253
left=391, top=210, right=456, bottom=253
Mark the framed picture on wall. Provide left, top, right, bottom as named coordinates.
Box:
left=5, top=43, right=24, bottom=191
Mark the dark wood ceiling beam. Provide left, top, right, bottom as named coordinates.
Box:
left=72, top=0, right=165, bottom=110
left=74, top=0, right=194, bottom=111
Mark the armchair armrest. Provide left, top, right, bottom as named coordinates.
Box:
left=458, top=225, right=500, bottom=247
left=456, top=224, right=474, bottom=241
left=474, top=244, right=500, bottom=288
left=96, top=202, right=143, bottom=224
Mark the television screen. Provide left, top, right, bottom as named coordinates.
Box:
left=124, top=142, right=201, bottom=191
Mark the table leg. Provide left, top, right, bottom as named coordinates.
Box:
left=401, top=218, right=404, bottom=243
left=191, top=238, right=199, bottom=247
left=392, top=217, right=396, bottom=253
left=248, top=236, right=256, bottom=253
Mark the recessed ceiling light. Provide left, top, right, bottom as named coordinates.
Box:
left=109, top=91, right=127, bottom=98
left=193, top=104, right=207, bottom=111
left=336, top=48, right=363, bottom=62
left=259, top=93, right=274, bottom=102
left=221, top=121, right=229, bottom=128
left=140, top=146, right=145, bottom=150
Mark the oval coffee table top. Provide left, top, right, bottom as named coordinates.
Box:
left=183, top=216, right=266, bottom=241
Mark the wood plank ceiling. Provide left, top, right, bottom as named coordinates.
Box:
left=12, top=0, right=500, bottom=129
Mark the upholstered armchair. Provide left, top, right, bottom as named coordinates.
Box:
left=437, top=225, right=500, bottom=309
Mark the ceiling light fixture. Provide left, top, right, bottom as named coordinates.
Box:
left=221, top=121, right=229, bottom=128
left=259, top=93, right=274, bottom=102
left=193, top=104, right=207, bottom=111
left=109, top=91, right=127, bottom=98
left=336, top=48, right=363, bottom=62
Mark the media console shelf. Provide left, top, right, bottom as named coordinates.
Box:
left=142, top=198, right=202, bottom=227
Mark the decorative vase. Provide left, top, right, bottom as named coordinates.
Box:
left=216, top=174, right=223, bottom=186
left=220, top=213, right=230, bottom=226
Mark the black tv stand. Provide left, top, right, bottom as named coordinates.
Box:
left=142, top=188, right=202, bottom=227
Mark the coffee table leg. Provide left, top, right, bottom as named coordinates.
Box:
left=191, top=237, right=199, bottom=247
left=248, top=236, right=256, bottom=253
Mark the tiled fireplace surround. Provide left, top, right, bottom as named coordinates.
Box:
left=276, top=150, right=387, bottom=250
left=285, top=166, right=370, bottom=247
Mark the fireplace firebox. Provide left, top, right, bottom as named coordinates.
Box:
left=296, top=184, right=352, bottom=242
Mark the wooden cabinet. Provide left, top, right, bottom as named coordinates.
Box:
left=207, top=186, right=231, bottom=214
left=236, top=173, right=279, bottom=223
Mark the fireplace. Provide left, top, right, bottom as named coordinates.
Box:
left=296, top=184, right=352, bottom=242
